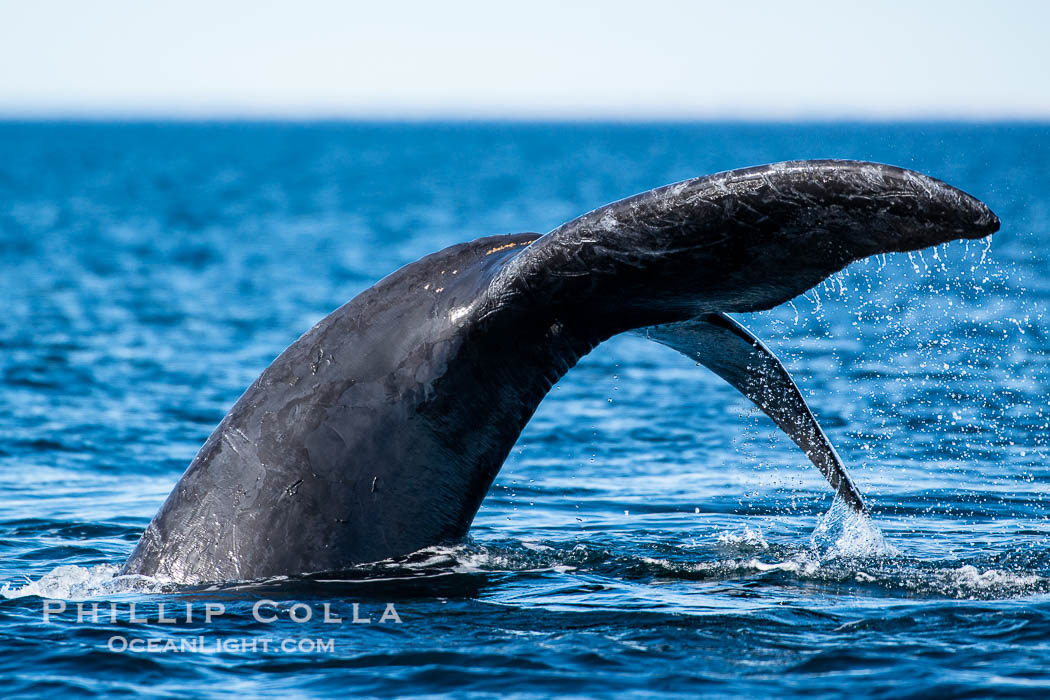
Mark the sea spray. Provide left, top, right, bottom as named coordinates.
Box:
left=809, top=496, right=899, bottom=558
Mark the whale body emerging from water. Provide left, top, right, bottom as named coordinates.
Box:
left=121, top=160, right=999, bottom=584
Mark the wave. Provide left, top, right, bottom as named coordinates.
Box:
left=4, top=500, right=1045, bottom=603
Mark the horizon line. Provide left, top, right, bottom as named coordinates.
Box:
left=2, top=112, right=1050, bottom=126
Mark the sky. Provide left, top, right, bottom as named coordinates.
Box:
left=1, top=0, right=1048, bottom=120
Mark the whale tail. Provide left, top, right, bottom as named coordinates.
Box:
left=122, top=160, right=997, bottom=582
left=485, top=159, right=998, bottom=513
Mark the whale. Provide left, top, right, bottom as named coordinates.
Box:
left=121, top=160, right=999, bottom=584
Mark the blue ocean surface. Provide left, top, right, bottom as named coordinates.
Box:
left=1, top=122, right=1048, bottom=697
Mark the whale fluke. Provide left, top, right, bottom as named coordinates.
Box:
left=122, top=160, right=998, bottom=583
left=640, top=313, right=866, bottom=513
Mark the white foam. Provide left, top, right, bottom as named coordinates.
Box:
left=0, top=564, right=166, bottom=600
left=737, top=557, right=820, bottom=576
left=922, top=564, right=1045, bottom=597
left=716, top=526, right=770, bottom=551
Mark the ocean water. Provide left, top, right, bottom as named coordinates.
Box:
left=1, top=121, right=1048, bottom=698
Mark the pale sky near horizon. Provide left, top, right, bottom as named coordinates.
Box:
left=1, top=0, right=1048, bottom=120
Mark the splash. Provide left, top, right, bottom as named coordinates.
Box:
left=700, top=499, right=898, bottom=582
left=0, top=564, right=169, bottom=600
left=809, top=497, right=899, bottom=558
left=715, top=526, right=770, bottom=551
